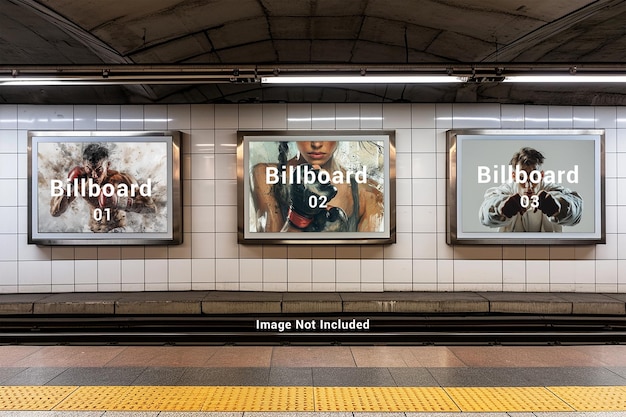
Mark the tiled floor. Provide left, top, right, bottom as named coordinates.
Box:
left=1, top=344, right=626, bottom=415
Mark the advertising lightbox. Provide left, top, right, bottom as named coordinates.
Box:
left=28, top=131, right=182, bottom=245
left=238, top=130, right=396, bottom=244
left=447, top=129, right=604, bottom=245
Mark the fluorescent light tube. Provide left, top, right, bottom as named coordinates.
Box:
left=504, top=75, right=626, bottom=83
left=261, top=75, right=463, bottom=84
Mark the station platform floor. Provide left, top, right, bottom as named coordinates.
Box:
left=1, top=344, right=626, bottom=415
left=1, top=291, right=626, bottom=415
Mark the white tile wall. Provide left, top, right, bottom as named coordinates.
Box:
left=1, top=103, right=624, bottom=293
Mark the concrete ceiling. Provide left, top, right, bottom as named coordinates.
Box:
left=1, top=0, right=625, bottom=105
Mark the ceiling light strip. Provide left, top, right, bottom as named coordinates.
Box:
left=261, top=76, right=463, bottom=84
left=504, top=75, right=626, bottom=83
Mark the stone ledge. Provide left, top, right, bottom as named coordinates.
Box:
left=0, top=291, right=624, bottom=316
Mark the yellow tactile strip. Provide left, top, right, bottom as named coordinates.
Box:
left=548, top=386, right=626, bottom=411
left=445, top=387, right=573, bottom=412
left=1, top=385, right=626, bottom=412
left=0, top=386, right=77, bottom=410
left=315, top=387, right=459, bottom=412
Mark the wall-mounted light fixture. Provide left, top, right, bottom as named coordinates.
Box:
left=0, top=64, right=624, bottom=86
left=260, top=75, right=464, bottom=84
left=503, top=75, right=626, bottom=83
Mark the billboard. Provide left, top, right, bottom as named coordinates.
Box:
left=238, top=131, right=396, bottom=244
left=447, top=129, right=604, bottom=245
left=28, top=131, right=182, bottom=245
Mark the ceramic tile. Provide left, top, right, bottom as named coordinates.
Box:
left=51, top=260, right=74, bottom=286
left=238, top=104, right=263, bottom=129
left=383, top=103, right=411, bottom=128
left=311, top=103, right=335, bottom=129
left=96, top=105, right=121, bottom=130
left=452, top=103, right=500, bottom=128
left=412, top=103, right=436, bottom=129
left=167, top=104, right=191, bottom=130
left=501, top=104, right=524, bottom=128
left=121, top=105, right=144, bottom=130
left=287, top=103, right=312, bottom=129
left=191, top=104, right=215, bottom=129
left=548, top=105, right=573, bottom=128
left=0, top=234, right=18, bottom=260
left=384, top=233, right=412, bottom=259
left=360, top=104, right=383, bottom=129
left=73, top=105, right=97, bottom=130
left=272, top=347, right=355, bottom=367
left=411, top=128, right=436, bottom=152
left=215, top=129, right=237, bottom=154
left=595, top=106, right=617, bottom=129
left=204, top=347, right=273, bottom=367
left=191, top=153, right=215, bottom=179
left=144, top=105, right=168, bottom=130
left=573, top=106, right=596, bottom=128
left=18, top=105, right=74, bottom=130
left=0, top=154, right=17, bottom=178
left=524, top=105, right=549, bottom=128
left=413, top=233, right=437, bottom=259
left=262, top=104, right=287, bottom=129
left=0, top=105, right=18, bottom=130
left=215, top=105, right=239, bottom=129
left=191, top=129, right=215, bottom=153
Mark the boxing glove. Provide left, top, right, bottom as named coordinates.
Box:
left=68, top=166, right=87, bottom=182
left=537, top=190, right=559, bottom=217
left=287, top=164, right=338, bottom=229
left=309, top=206, right=349, bottom=232
left=98, top=186, right=133, bottom=210
left=500, top=193, right=524, bottom=218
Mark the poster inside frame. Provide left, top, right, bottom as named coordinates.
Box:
left=28, top=131, right=183, bottom=246
left=238, top=130, right=396, bottom=244
left=447, top=129, right=605, bottom=245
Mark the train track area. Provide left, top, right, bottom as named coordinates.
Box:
left=1, top=314, right=626, bottom=345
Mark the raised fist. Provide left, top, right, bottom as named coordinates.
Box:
left=500, top=193, right=524, bottom=218
left=537, top=190, right=559, bottom=217
left=287, top=164, right=337, bottom=229
left=309, top=206, right=349, bottom=232
left=68, top=166, right=87, bottom=182
left=98, top=186, right=133, bottom=210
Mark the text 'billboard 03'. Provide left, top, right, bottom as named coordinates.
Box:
left=447, top=129, right=605, bottom=245
left=29, top=131, right=182, bottom=245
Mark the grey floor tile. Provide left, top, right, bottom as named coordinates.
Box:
left=132, top=367, right=187, bottom=385
left=427, top=367, right=535, bottom=387
left=47, top=367, right=146, bottom=385
left=0, top=368, right=28, bottom=384
left=388, top=367, right=440, bottom=386
left=177, top=368, right=270, bottom=386
left=3, top=367, right=67, bottom=385
left=268, top=367, right=313, bottom=386
left=516, top=367, right=626, bottom=386
left=606, top=366, right=626, bottom=379
left=312, top=367, right=395, bottom=386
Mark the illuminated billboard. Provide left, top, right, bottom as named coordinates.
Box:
left=28, top=131, right=182, bottom=245
left=447, top=129, right=604, bottom=245
left=238, top=131, right=396, bottom=244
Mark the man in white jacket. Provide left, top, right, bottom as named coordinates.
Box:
left=479, top=147, right=583, bottom=232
